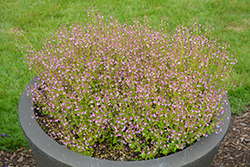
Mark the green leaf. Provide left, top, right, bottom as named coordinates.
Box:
left=130, top=142, right=135, bottom=149
left=140, top=153, right=146, bottom=159
left=112, top=138, right=117, bottom=144
left=162, top=149, right=170, bottom=155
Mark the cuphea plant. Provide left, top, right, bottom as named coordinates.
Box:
left=16, top=9, right=237, bottom=161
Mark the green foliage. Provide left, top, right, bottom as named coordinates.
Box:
left=1, top=0, right=249, bottom=161
left=14, top=8, right=237, bottom=160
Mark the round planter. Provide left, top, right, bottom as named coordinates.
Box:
left=19, top=77, right=231, bottom=167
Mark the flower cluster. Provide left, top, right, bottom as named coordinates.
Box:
left=16, top=9, right=237, bottom=160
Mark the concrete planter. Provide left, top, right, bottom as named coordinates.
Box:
left=19, top=77, right=231, bottom=167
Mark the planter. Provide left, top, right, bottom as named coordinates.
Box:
left=19, top=77, right=231, bottom=167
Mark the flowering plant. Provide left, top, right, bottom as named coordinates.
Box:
left=16, top=9, right=237, bottom=161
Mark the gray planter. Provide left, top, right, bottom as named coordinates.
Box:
left=19, top=77, right=231, bottom=167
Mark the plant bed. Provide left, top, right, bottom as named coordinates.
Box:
left=18, top=76, right=231, bottom=167
left=4, top=110, right=250, bottom=166
left=16, top=9, right=237, bottom=167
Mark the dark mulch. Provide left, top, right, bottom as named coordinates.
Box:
left=210, top=110, right=250, bottom=167
left=1, top=110, right=249, bottom=167
left=0, top=148, right=37, bottom=167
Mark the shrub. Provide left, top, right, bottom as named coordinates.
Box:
left=16, top=9, right=237, bottom=161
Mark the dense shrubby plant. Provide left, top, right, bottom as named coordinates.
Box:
left=16, top=9, right=237, bottom=161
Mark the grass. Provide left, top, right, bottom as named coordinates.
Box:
left=0, top=0, right=249, bottom=152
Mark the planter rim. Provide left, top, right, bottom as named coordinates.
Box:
left=18, top=77, right=231, bottom=167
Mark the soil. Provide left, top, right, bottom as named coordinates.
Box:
left=1, top=110, right=249, bottom=167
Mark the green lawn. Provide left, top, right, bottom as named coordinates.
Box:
left=1, top=0, right=249, bottom=152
